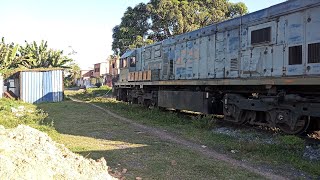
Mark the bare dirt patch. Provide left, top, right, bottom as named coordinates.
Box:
left=0, top=125, right=116, bottom=180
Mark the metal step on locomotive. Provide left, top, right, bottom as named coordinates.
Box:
left=114, top=0, right=320, bottom=134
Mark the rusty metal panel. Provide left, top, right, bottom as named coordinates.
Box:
left=158, top=91, right=211, bottom=114
left=128, top=72, right=135, bottom=82
left=20, top=70, right=63, bottom=104
left=147, top=70, right=151, bottom=81
left=138, top=71, right=143, bottom=81
left=142, top=71, right=147, bottom=81
left=134, top=72, right=139, bottom=81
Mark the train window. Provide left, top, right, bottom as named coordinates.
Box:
left=251, top=27, right=271, bottom=45
left=289, top=45, right=302, bottom=65
left=155, top=49, right=161, bottom=58
left=154, top=45, right=161, bottom=51
left=308, top=43, right=320, bottom=63
left=145, top=48, right=151, bottom=59
left=120, top=58, right=127, bottom=68
left=130, top=57, right=136, bottom=67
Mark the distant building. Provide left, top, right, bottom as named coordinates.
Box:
left=93, top=62, right=108, bottom=78
left=105, top=55, right=120, bottom=87
left=108, top=56, right=120, bottom=76
left=76, top=56, right=120, bottom=88
left=76, top=70, right=93, bottom=87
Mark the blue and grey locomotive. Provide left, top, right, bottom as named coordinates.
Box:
left=115, top=0, right=320, bottom=134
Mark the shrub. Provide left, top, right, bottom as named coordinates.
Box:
left=192, top=115, right=216, bottom=130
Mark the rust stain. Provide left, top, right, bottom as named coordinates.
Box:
left=284, top=79, right=295, bottom=84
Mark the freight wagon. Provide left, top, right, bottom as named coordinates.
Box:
left=114, top=0, right=320, bottom=134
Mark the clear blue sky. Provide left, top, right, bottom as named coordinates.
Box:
left=0, top=0, right=285, bottom=69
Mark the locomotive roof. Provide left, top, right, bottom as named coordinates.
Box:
left=159, top=0, right=320, bottom=47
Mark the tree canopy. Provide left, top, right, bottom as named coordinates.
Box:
left=112, top=0, right=248, bottom=55
left=0, top=38, right=75, bottom=77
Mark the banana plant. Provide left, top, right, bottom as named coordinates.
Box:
left=0, top=40, right=22, bottom=70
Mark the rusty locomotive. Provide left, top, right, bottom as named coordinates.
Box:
left=114, top=0, right=320, bottom=134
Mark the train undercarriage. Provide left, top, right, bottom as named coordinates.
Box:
left=115, top=84, right=320, bottom=134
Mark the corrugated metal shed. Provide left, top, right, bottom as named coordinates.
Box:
left=19, top=69, right=64, bottom=103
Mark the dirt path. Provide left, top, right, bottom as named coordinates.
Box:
left=70, top=97, right=287, bottom=180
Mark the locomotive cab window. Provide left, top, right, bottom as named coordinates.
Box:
left=251, top=27, right=271, bottom=45
left=121, top=58, right=128, bottom=68
left=308, top=43, right=320, bottom=63
left=130, top=57, right=136, bottom=67
left=289, top=45, right=302, bottom=65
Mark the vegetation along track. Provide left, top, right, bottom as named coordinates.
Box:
left=70, top=97, right=287, bottom=180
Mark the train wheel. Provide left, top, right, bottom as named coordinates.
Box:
left=277, top=116, right=310, bottom=135
left=238, top=110, right=255, bottom=125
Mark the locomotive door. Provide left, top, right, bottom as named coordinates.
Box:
left=225, top=29, right=240, bottom=78
left=215, top=32, right=226, bottom=78
left=250, top=46, right=273, bottom=77
left=207, top=35, right=216, bottom=78
left=306, top=6, right=320, bottom=75
left=186, top=40, right=194, bottom=79
left=272, top=45, right=285, bottom=77
left=168, top=45, right=175, bottom=79
left=284, top=11, right=305, bottom=76
left=199, top=35, right=211, bottom=79
left=162, top=46, right=169, bottom=80
left=192, top=39, right=200, bottom=79
left=176, top=42, right=187, bottom=79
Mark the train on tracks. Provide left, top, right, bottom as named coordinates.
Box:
left=114, top=0, right=320, bottom=134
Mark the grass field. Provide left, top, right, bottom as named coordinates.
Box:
left=63, top=87, right=320, bottom=178
left=38, top=100, right=263, bottom=179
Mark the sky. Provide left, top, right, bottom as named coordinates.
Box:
left=0, top=0, right=285, bottom=69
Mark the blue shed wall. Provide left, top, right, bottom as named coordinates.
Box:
left=20, top=70, right=63, bottom=104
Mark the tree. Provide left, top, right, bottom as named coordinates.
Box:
left=112, top=3, right=151, bottom=54
left=112, top=0, right=249, bottom=55
left=0, top=38, right=22, bottom=70
left=64, top=63, right=81, bottom=87
left=19, top=40, right=72, bottom=69
left=227, top=2, right=248, bottom=18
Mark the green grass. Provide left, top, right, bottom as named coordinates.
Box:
left=65, top=88, right=320, bottom=178
left=38, top=100, right=263, bottom=179
left=0, top=98, right=59, bottom=138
